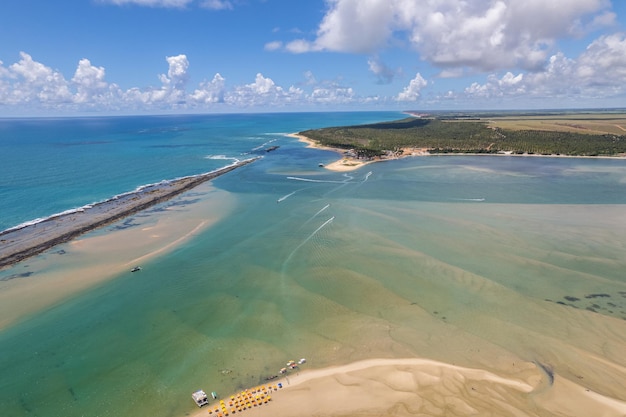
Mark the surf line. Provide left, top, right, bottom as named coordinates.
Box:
left=283, top=216, right=335, bottom=266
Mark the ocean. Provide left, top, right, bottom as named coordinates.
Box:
left=0, top=112, right=625, bottom=417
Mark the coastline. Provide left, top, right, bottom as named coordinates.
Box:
left=0, top=158, right=258, bottom=269
left=287, top=133, right=377, bottom=172
left=190, top=358, right=626, bottom=417
left=289, top=132, right=625, bottom=172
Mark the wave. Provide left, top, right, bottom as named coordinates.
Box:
left=250, top=138, right=277, bottom=151
left=1, top=158, right=258, bottom=235
left=205, top=154, right=241, bottom=162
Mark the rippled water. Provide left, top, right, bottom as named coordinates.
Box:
left=1, top=114, right=625, bottom=417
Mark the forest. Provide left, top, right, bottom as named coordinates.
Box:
left=299, top=116, right=626, bottom=157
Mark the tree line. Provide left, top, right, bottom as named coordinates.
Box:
left=300, top=118, right=626, bottom=157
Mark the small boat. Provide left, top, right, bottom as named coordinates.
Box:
left=131, top=266, right=142, bottom=272
left=192, top=390, right=209, bottom=407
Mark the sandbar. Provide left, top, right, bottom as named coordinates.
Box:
left=0, top=181, right=237, bottom=330
left=191, top=358, right=626, bottom=417
left=289, top=133, right=427, bottom=172
left=0, top=158, right=258, bottom=269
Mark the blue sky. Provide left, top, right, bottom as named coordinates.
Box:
left=1, top=0, right=626, bottom=115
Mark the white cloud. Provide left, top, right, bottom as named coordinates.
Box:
left=289, top=0, right=614, bottom=73
left=396, top=73, right=427, bottom=101
left=310, top=85, right=355, bottom=104
left=464, top=33, right=626, bottom=102
left=5, top=52, right=73, bottom=105
left=71, top=59, right=118, bottom=105
left=285, top=39, right=315, bottom=54
left=226, top=73, right=302, bottom=107
left=264, top=41, right=283, bottom=52
left=200, top=0, right=232, bottom=10
left=159, top=54, right=189, bottom=91
left=190, top=73, right=226, bottom=103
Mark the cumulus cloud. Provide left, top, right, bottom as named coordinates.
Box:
left=226, top=73, right=305, bottom=107
left=4, top=52, right=73, bottom=105
left=288, top=0, right=614, bottom=73
left=190, top=73, right=226, bottom=103
left=396, top=73, right=427, bottom=101
left=71, top=59, right=120, bottom=105
left=464, top=33, right=626, bottom=101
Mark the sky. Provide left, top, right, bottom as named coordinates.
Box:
left=1, top=0, right=626, bottom=116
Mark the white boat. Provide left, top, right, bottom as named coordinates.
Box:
left=192, top=389, right=209, bottom=407
left=131, top=266, right=142, bottom=272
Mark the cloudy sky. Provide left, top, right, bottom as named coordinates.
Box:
left=1, top=0, right=626, bottom=115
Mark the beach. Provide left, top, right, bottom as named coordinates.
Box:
left=290, top=132, right=626, bottom=173
left=191, top=358, right=626, bottom=417
left=288, top=133, right=378, bottom=172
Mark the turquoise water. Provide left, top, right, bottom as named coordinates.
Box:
left=0, top=112, right=403, bottom=232
left=1, top=113, right=626, bottom=416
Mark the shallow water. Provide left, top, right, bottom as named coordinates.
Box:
left=1, top=115, right=626, bottom=417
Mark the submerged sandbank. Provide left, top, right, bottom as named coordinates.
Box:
left=0, top=182, right=237, bottom=330
left=0, top=158, right=258, bottom=269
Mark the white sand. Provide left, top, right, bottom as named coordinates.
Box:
left=192, top=358, right=626, bottom=417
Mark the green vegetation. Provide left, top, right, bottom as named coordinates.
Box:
left=300, top=116, right=626, bottom=157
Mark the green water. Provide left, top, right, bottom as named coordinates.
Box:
left=1, top=155, right=626, bottom=416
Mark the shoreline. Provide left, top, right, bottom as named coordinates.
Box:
left=0, top=158, right=258, bottom=269
left=190, top=358, right=626, bottom=417
left=289, top=132, right=626, bottom=172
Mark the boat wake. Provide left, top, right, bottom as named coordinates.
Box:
left=452, top=198, right=486, bottom=202
left=287, top=176, right=350, bottom=184
left=283, top=216, right=335, bottom=267
left=300, top=204, right=331, bottom=228
left=277, top=191, right=297, bottom=203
